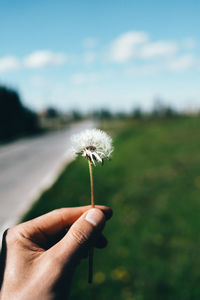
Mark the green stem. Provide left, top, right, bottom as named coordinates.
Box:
left=88, top=160, right=95, bottom=208
left=88, top=160, right=95, bottom=283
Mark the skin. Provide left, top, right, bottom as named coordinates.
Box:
left=0, top=205, right=112, bottom=300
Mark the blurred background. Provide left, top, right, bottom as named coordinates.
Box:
left=1, top=0, right=200, bottom=299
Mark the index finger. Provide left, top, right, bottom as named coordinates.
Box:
left=18, top=205, right=112, bottom=238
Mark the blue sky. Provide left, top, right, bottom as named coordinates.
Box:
left=0, top=0, right=200, bottom=112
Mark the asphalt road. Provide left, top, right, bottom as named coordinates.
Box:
left=0, top=121, right=94, bottom=238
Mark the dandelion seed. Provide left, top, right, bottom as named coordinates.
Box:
left=71, top=128, right=113, bottom=166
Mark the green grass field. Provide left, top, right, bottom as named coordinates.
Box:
left=23, top=117, right=200, bottom=300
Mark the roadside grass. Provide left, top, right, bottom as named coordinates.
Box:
left=23, top=117, right=200, bottom=300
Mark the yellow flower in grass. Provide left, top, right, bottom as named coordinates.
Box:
left=121, top=287, right=135, bottom=300
left=111, top=267, right=131, bottom=282
left=94, top=272, right=106, bottom=284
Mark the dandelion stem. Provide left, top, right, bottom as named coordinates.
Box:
left=88, top=160, right=95, bottom=284
left=88, top=160, right=95, bottom=208
left=88, top=247, right=94, bottom=284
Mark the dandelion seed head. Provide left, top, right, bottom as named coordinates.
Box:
left=71, top=128, right=113, bottom=165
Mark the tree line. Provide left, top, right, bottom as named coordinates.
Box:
left=0, top=85, right=40, bottom=142
left=0, top=84, right=193, bottom=143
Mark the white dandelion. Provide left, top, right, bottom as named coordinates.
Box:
left=71, top=128, right=113, bottom=284
left=71, top=128, right=113, bottom=166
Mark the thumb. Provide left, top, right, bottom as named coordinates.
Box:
left=49, top=208, right=105, bottom=264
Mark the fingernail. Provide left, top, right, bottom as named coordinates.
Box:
left=85, top=209, right=104, bottom=226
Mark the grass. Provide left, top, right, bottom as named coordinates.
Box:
left=23, top=117, right=200, bottom=300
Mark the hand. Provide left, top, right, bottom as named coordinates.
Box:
left=0, top=205, right=112, bottom=300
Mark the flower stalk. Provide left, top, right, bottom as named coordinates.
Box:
left=88, top=160, right=95, bottom=208
left=71, top=128, right=113, bottom=284
left=88, top=160, right=95, bottom=283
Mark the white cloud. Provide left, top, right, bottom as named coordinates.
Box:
left=168, top=55, right=195, bottom=71
left=110, top=31, right=148, bottom=63
left=71, top=72, right=99, bottom=85
left=82, top=37, right=98, bottom=48
left=126, top=64, right=162, bottom=76
left=0, top=56, right=20, bottom=72
left=24, top=50, right=67, bottom=68
left=83, top=52, right=96, bottom=64
left=140, top=41, right=178, bottom=58
left=30, top=76, right=48, bottom=87
left=125, top=55, right=197, bottom=75
left=182, top=38, right=196, bottom=49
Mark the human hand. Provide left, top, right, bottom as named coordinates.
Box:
left=0, top=205, right=112, bottom=300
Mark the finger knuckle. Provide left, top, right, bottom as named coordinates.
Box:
left=5, top=227, right=18, bottom=245
left=69, top=228, right=89, bottom=245
left=53, top=208, right=67, bottom=214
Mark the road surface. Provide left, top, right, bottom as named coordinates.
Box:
left=0, top=121, right=94, bottom=238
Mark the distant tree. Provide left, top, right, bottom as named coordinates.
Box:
left=151, top=98, right=178, bottom=119
left=71, top=110, right=83, bottom=121
left=45, top=107, right=60, bottom=118
left=132, top=107, right=142, bottom=119
left=163, top=106, right=178, bottom=118
left=92, top=109, right=113, bottom=120
left=115, top=111, right=127, bottom=119
left=0, top=85, right=39, bottom=141
left=152, top=99, right=165, bottom=117
left=99, top=109, right=113, bottom=120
